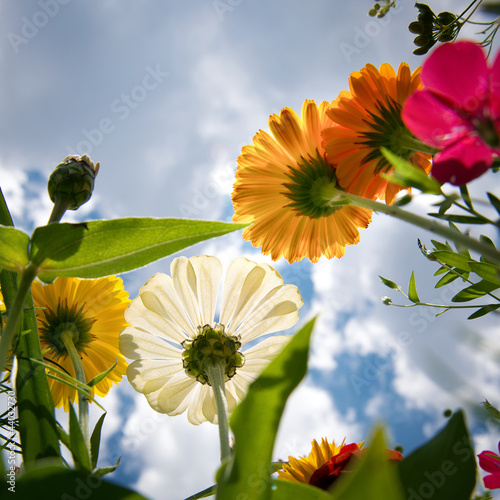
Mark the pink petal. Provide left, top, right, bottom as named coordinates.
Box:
left=489, top=48, right=500, bottom=119
left=484, top=473, right=500, bottom=490
left=479, top=450, right=500, bottom=474
left=421, top=41, right=489, bottom=112
left=403, top=90, right=472, bottom=148
left=431, top=136, right=492, bottom=185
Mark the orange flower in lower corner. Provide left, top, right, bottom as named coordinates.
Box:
left=31, top=276, right=129, bottom=411
left=232, top=100, right=373, bottom=263
left=278, top=437, right=402, bottom=491
left=322, top=62, right=432, bottom=204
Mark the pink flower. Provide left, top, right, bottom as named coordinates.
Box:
left=478, top=442, right=500, bottom=490
left=402, top=41, right=500, bottom=185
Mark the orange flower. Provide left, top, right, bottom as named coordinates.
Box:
left=323, top=62, right=432, bottom=204
left=232, top=100, right=372, bottom=263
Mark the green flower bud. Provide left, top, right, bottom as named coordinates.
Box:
left=408, top=21, right=424, bottom=34
left=437, top=11, right=456, bottom=26
left=413, top=34, right=433, bottom=47
left=48, top=155, right=99, bottom=211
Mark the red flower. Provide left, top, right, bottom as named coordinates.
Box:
left=402, top=41, right=500, bottom=186
left=478, top=442, right=500, bottom=490
left=308, top=442, right=403, bottom=491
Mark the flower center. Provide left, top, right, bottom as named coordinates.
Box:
left=282, top=151, right=350, bottom=218
left=181, top=324, right=245, bottom=385
left=39, top=301, right=96, bottom=356
left=359, top=97, right=419, bottom=172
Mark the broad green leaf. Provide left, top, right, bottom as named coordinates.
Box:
left=331, top=427, right=405, bottom=500
left=9, top=462, right=150, bottom=500
left=0, top=225, right=29, bottom=272
left=408, top=271, right=420, bottom=303
left=380, top=148, right=442, bottom=194
left=431, top=240, right=451, bottom=251
left=487, top=192, right=500, bottom=216
left=91, top=413, right=107, bottom=469
left=432, top=251, right=471, bottom=271
left=429, top=213, right=490, bottom=224
left=451, top=279, right=500, bottom=302
left=468, top=304, right=500, bottom=320
left=379, top=276, right=400, bottom=290
left=68, top=403, right=92, bottom=471
left=216, top=318, right=316, bottom=500
left=397, top=410, right=476, bottom=500
left=469, top=262, right=500, bottom=286
left=30, top=218, right=248, bottom=280
left=271, top=479, right=331, bottom=500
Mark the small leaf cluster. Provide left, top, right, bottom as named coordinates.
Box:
left=409, top=3, right=458, bottom=55
left=368, top=0, right=397, bottom=18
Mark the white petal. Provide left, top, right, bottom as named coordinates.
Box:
left=243, top=334, right=290, bottom=364
left=126, top=358, right=183, bottom=393
left=235, top=285, right=303, bottom=343
left=188, top=384, right=217, bottom=425
left=153, top=371, right=198, bottom=416
left=119, top=326, right=182, bottom=360
left=189, top=255, right=222, bottom=325
left=127, top=273, right=195, bottom=341
left=171, top=257, right=201, bottom=329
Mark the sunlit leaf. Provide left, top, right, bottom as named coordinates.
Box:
left=469, top=262, right=500, bottom=286
left=0, top=225, right=29, bottom=272
left=379, top=276, right=400, bottom=290
left=467, top=304, right=500, bottom=320
left=451, top=279, right=500, bottom=302
left=431, top=251, right=471, bottom=271
left=68, top=403, right=91, bottom=471
left=408, top=271, right=420, bottom=303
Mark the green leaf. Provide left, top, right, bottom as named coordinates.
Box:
left=30, top=218, right=248, bottom=280
left=88, top=359, right=117, bottom=388
left=487, top=192, right=500, bottom=216
left=185, top=484, right=217, bottom=500
left=408, top=271, right=420, bottom=303
left=468, top=262, right=500, bottom=286
left=90, top=413, right=107, bottom=469
left=397, top=410, right=476, bottom=500
left=216, top=318, right=316, bottom=500
left=94, top=457, right=121, bottom=478
left=482, top=400, right=500, bottom=422
left=379, top=276, right=400, bottom=290
left=68, top=403, right=92, bottom=471
left=271, top=480, right=331, bottom=500
left=451, top=279, right=500, bottom=302
left=0, top=225, right=29, bottom=272
left=432, top=251, right=471, bottom=271
left=10, top=462, right=151, bottom=500
left=460, top=185, right=473, bottom=210
left=380, top=148, right=442, bottom=194
left=429, top=213, right=490, bottom=224
left=467, top=304, right=500, bottom=320
left=331, top=427, right=405, bottom=500
left=431, top=240, right=451, bottom=251
left=435, top=270, right=468, bottom=288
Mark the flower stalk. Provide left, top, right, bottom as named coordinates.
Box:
left=206, top=360, right=231, bottom=461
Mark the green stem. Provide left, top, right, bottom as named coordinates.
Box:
left=331, top=191, right=500, bottom=266
left=48, top=197, right=71, bottom=224
left=206, top=361, right=231, bottom=462
left=61, top=331, right=89, bottom=446
left=0, top=263, right=38, bottom=374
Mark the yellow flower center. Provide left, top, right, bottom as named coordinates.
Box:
left=39, top=302, right=96, bottom=356
left=283, top=152, right=350, bottom=218
left=181, top=324, right=245, bottom=385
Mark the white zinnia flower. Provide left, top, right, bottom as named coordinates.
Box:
left=119, top=255, right=303, bottom=425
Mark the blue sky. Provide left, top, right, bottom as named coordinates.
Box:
left=1, top=1, right=500, bottom=499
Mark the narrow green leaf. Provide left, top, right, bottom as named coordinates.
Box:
left=469, top=262, right=500, bottom=286
left=429, top=213, right=489, bottom=224
left=94, top=457, right=121, bottom=478
left=379, top=276, right=400, bottom=289
left=487, top=192, right=500, bottom=216
left=460, top=185, right=473, bottom=210
left=185, top=484, right=217, bottom=500
left=480, top=235, right=498, bottom=264
left=408, top=271, right=420, bottom=303
left=217, top=318, right=316, bottom=500
left=482, top=400, right=500, bottom=422
left=31, top=218, right=247, bottom=280
left=90, top=413, right=107, bottom=469
left=331, top=427, right=405, bottom=500
left=0, top=225, right=30, bottom=272
left=397, top=410, right=476, bottom=500
left=432, top=251, right=471, bottom=271
left=55, top=423, right=70, bottom=451
left=431, top=240, right=451, bottom=251
left=68, top=402, right=92, bottom=471
left=435, top=270, right=469, bottom=288
left=380, top=148, right=442, bottom=194
left=467, top=304, right=500, bottom=320
left=88, top=359, right=117, bottom=388
left=271, top=479, right=331, bottom=500
left=451, top=279, right=500, bottom=302
left=11, top=463, right=151, bottom=500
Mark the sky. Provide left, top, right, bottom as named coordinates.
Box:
left=1, top=1, right=500, bottom=499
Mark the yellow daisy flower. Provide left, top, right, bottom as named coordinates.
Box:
left=232, top=100, right=373, bottom=263
left=31, top=276, right=129, bottom=411
left=323, top=62, right=432, bottom=204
